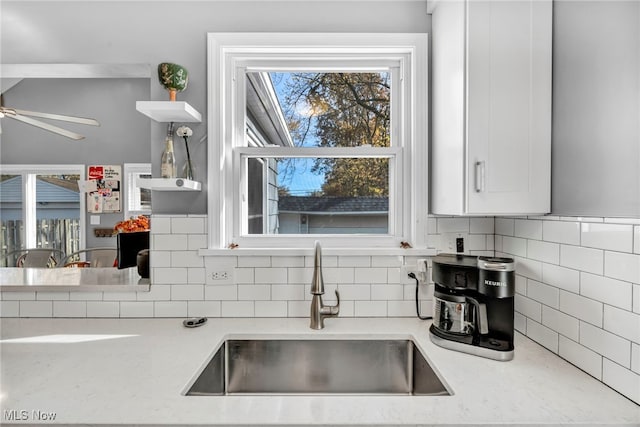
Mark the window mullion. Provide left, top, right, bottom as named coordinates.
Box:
left=236, top=147, right=400, bottom=158
left=24, top=173, right=37, bottom=249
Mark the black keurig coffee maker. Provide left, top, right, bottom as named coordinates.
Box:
left=429, top=254, right=515, bottom=361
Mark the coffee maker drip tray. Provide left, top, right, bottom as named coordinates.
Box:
left=429, top=324, right=514, bottom=361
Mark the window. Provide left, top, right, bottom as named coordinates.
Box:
left=0, top=165, right=85, bottom=264
left=208, top=33, right=428, bottom=249
left=124, top=163, right=152, bottom=219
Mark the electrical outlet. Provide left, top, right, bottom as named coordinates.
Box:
left=440, top=232, right=469, bottom=254
left=205, top=263, right=235, bottom=285
left=210, top=271, right=229, bottom=280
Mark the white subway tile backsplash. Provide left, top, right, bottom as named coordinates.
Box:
left=495, top=218, right=515, bottom=236
left=238, top=284, right=270, bottom=301
left=152, top=251, right=171, bottom=266
left=604, top=251, right=640, bottom=284
left=323, top=267, right=355, bottom=284
left=470, top=217, right=494, bottom=234
left=527, top=280, right=559, bottom=309
left=239, top=256, right=269, bottom=267
left=221, top=301, right=254, bottom=317
left=372, top=255, right=403, bottom=267
left=287, top=267, right=313, bottom=284
left=371, top=284, right=404, bottom=301
left=560, top=245, right=603, bottom=275
left=171, top=251, right=204, bottom=268
left=53, top=301, right=86, bottom=317
left=632, top=343, right=640, bottom=374
left=255, top=301, right=287, bottom=317
left=271, top=256, right=305, bottom=268
left=603, top=306, right=640, bottom=343
left=559, top=336, right=602, bottom=380
left=188, top=268, right=206, bottom=284
left=515, top=219, right=542, bottom=240
left=306, top=255, right=338, bottom=268
left=502, top=236, right=527, bottom=257
left=515, top=275, right=527, bottom=295
left=542, top=263, right=580, bottom=293
left=187, top=234, right=208, bottom=250
left=515, top=294, right=542, bottom=322
left=187, top=301, right=221, bottom=317
left=37, top=291, right=70, bottom=301
left=0, top=301, right=19, bottom=317
left=513, top=256, right=543, bottom=282
left=338, top=256, right=371, bottom=268
left=1, top=292, right=35, bottom=301
left=86, top=302, right=119, bottom=318
left=20, top=301, right=52, bottom=317
left=271, top=284, right=305, bottom=301
left=154, top=301, right=187, bottom=317
left=559, top=290, right=603, bottom=327
left=387, top=300, right=416, bottom=317
left=254, top=267, right=287, bottom=284
left=602, top=359, right=640, bottom=405
left=120, top=302, right=154, bottom=318
left=542, top=306, right=579, bottom=341
left=634, top=226, right=640, bottom=254
left=354, top=301, right=387, bottom=317
left=137, top=285, right=171, bottom=301
left=581, top=223, right=634, bottom=253
left=204, top=284, right=237, bottom=300
left=355, top=267, right=388, bottom=284
left=150, top=216, right=171, bottom=234
left=526, top=319, right=559, bottom=353
left=152, top=268, right=189, bottom=285
left=234, top=268, right=255, bottom=284
left=514, top=312, right=527, bottom=333
left=171, top=285, right=204, bottom=301
left=634, top=285, right=640, bottom=314
left=171, top=217, right=206, bottom=234
left=580, top=322, right=631, bottom=367
left=437, top=217, right=470, bottom=233
left=337, top=284, right=371, bottom=300
left=287, top=301, right=309, bottom=317
left=527, top=240, right=560, bottom=264
left=543, top=220, right=581, bottom=245
left=580, top=272, right=632, bottom=311
left=70, top=292, right=103, bottom=301
left=154, top=234, right=188, bottom=251
left=466, top=234, right=487, bottom=251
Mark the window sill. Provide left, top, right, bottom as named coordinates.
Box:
left=198, top=247, right=437, bottom=257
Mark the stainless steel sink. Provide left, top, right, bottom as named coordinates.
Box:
left=185, top=339, right=451, bottom=396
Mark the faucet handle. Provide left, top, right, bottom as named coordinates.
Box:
left=328, top=290, right=340, bottom=316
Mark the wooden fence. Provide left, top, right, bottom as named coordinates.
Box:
left=1, top=219, right=80, bottom=266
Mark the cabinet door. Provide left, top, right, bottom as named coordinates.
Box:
left=466, top=0, right=552, bottom=215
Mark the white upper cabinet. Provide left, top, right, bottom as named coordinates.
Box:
left=431, top=0, right=552, bottom=215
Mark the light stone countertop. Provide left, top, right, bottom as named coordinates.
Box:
left=0, top=317, right=638, bottom=426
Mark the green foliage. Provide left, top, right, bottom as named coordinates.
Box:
left=279, top=72, right=391, bottom=197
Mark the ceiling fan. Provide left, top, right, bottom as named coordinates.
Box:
left=0, top=94, right=100, bottom=140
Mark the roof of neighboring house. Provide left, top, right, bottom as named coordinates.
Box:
left=278, top=196, right=388, bottom=213
left=0, top=176, right=79, bottom=203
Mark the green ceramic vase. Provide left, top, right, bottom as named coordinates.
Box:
left=158, top=63, right=188, bottom=101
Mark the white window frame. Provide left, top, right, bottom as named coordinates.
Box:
left=0, top=164, right=86, bottom=250
left=123, top=163, right=152, bottom=219
left=207, top=33, right=428, bottom=250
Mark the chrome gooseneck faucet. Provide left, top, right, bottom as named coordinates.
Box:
left=310, top=241, right=340, bottom=329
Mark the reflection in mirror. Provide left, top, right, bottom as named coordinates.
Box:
left=0, top=65, right=151, bottom=270
left=245, top=71, right=393, bottom=236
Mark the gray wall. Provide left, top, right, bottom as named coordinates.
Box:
left=1, top=77, right=150, bottom=247
left=0, top=0, right=430, bottom=215
left=552, top=0, right=640, bottom=217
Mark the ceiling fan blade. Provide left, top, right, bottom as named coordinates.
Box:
left=12, top=109, right=100, bottom=126
left=9, top=113, right=85, bottom=140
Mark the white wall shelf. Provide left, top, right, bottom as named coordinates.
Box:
left=136, top=177, right=201, bottom=191
left=135, top=101, right=202, bottom=123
